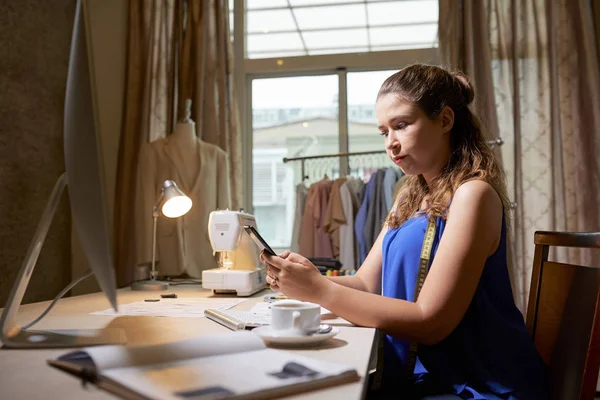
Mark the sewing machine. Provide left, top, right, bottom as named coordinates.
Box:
left=201, top=210, right=267, bottom=296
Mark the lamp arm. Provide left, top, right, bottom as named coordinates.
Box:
left=150, top=190, right=163, bottom=280
left=152, top=191, right=164, bottom=218
left=151, top=213, right=158, bottom=280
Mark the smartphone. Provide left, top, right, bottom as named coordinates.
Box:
left=243, top=225, right=276, bottom=256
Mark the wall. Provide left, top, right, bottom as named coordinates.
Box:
left=71, top=0, right=127, bottom=295
left=0, top=0, right=76, bottom=307
left=0, top=0, right=127, bottom=307
left=595, top=0, right=600, bottom=59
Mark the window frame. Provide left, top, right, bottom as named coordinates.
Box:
left=233, top=0, right=439, bottom=214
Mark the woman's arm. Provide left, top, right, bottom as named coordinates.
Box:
left=277, top=229, right=387, bottom=294
left=264, top=180, right=502, bottom=345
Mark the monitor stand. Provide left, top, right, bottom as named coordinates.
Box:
left=0, top=174, right=126, bottom=348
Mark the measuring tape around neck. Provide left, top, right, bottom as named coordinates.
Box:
left=406, top=217, right=437, bottom=376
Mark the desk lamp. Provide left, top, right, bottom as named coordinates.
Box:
left=131, top=180, right=192, bottom=291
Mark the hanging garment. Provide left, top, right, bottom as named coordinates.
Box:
left=363, top=169, right=387, bottom=254
left=358, top=181, right=367, bottom=203
left=135, top=137, right=231, bottom=277
left=383, top=167, right=404, bottom=212
left=353, top=179, right=367, bottom=262
left=323, top=178, right=348, bottom=259
left=354, top=177, right=376, bottom=265
left=339, top=177, right=364, bottom=270
left=392, top=174, right=408, bottom=204
left=299, top=178, right=333, bottom=258
left=314, top=179, right=334, bottom=258
left=290, top=183, right=308, bottom=252
left=298, top=183, right=317, bottom=257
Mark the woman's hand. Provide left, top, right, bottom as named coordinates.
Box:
left=261, top=251, right=332, bottom=303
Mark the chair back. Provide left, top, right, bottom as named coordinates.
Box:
left=526, top=231, right=600, bottom=400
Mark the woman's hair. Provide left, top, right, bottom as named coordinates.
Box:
left=380, top=64, right=511, bottom=229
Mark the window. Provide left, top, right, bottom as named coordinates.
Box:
left=228, top=0, right=234, bottom=39
left=244, top=0, right=439, bottom=59
left=347, top=69, right=397, bottom=152
left=252, top=75, right=339, bottom=247
left=234, top=0, right=440, bottom=249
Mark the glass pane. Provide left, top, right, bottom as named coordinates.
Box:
left=250, top=50, right=307, bottom=59
left=247, top=32, right=305, bottom=54
left=252, top=75, right=339, bottom=248
left=293, top=5, right=366, bottom=30
left=302, top=29, right=368, bottom=49
left=247, top=9, right=296, bottom=33
left=367, top=0, right=438, bottom=26
left=247, top=0, right=288, bottom=9
left=290, top=0, right=362, bottom=5
left=347, top=70, right=397, bottom=154
left=309, top=47, right=369, bottom=55
left=245, top=0, right=439, bottom=59
left=370, top=24, right=438, bottom=47
left=372, top=43, right=437, bottom=51
left=229, top=0, right=233, bottom=40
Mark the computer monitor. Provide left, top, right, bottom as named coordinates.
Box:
left=0, top=0, right=126, bottom=348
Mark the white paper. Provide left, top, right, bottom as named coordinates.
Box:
left=91, top=298, right=247, bottom=318
left=60, top=330, right=266, bottom=371
left=102, top=347, right=358, bottom=400
left=248, top=302, right=273, bottom=316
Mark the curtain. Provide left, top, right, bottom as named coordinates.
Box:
left=438, top=0, right=517, bottom=299
left=114, top=0, right=241, bottom=286
left=438, top=0, right=502, bottom=157
left=177, top=0, right=243, bottom=209
left=438, top=0, right=600, bottom=312
left=595, top=0, right=600, bottom=57
left=114, top=0, right=175, bottom=287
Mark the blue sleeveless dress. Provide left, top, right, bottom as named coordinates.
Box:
left=380, top=212, right=549, bottom=399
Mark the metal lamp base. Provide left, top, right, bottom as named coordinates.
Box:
left=1, top=328, right=126, bottom=349
left=0, top=174, right=129, bottom=349
left=131, top=280, right=169, bottom=291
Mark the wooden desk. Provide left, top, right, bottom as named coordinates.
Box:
left=0, top=286, right=376, bottom=400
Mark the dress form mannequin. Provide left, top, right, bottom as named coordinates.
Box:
left=135, top=98, right=232, bottom=277
left=169, top=100, right=200, bottom=187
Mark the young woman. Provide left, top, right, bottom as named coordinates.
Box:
left=261, top=64, right=549, bottom=399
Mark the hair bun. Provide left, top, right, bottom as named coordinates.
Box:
left=453, top=71, right=475, bottom=107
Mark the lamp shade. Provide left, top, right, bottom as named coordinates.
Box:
left=160, top=180, right=192, bottom=218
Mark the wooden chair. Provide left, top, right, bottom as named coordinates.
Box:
left=526, top=231, right=600, bottom=400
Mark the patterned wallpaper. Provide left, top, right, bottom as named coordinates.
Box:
left=0, top=0, right=76, bottom=307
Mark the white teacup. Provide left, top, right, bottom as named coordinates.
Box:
left=270, top=300, right=320, bottom=336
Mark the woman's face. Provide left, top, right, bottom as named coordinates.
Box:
left=376, top=93, right=452, bottom=182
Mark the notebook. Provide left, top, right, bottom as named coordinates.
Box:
left=48, top=330, right=359, bottom=400
left=204, top=308, right=272, bottom=330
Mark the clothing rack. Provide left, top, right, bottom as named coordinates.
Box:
left=283, top=150, right=386, bottom=180
left=282, top=139, right=504, bottom=180
left=488, top=137, right=504, bottom=147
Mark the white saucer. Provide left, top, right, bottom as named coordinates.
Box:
left=252, top=326, right=339, bottom=346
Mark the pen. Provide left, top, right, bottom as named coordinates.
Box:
left=264, top=295, right=290, bottom=301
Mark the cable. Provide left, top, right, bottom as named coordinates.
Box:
left=22, top=269, right=93, bottom=330
left=23, top=272, right=202, bottom=330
